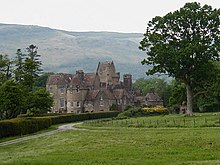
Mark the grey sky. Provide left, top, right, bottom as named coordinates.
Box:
left=0, top=0, right=219, bottom=33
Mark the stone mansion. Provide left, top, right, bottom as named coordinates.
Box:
left=46, top=61, right=163, bottom=113
left=47, top=61, right=134, bottom=113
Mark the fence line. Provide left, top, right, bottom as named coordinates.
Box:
left=84, top=117, right=220, bottom=128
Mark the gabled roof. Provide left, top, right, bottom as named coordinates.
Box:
left=102, top=89, right=115, bottom=100
left=84, top=73, right=97, bottom=87
left=113, top=89, right=125, bottom=99
left=86, top=89, right=115, bottom=101
left=86, top=90, right=100, bottom=100
left=47, top=73, right=72, bottom=86
left=146, top=91, right=161, bottom=101
left=69, top=73, right=97, bottom=88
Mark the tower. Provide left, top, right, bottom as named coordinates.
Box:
left=123, top=74, right=132, bottom=91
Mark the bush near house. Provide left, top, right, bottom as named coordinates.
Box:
left=117, top=106, right=168, bottom=119
left=143, top=106, right=169, bottom=114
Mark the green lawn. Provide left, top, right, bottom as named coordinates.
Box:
left=1, top=113, right=220, bottom=165
left=84, top=113, right=220, bottom=128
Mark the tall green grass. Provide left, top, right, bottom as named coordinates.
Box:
left=1, top=113, right=220, bottom=164
left=83, top=113, right=220, bottom=128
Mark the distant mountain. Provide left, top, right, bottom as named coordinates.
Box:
left=0, top=23, right=150, bottom=80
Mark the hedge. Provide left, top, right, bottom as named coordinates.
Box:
left=47, top=111, right=120, bottom=125
left=0, top=117, right=52, bottom=138
left=0, top=111, right=120, bottom=138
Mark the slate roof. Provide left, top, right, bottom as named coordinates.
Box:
left=47, top=73, right=72, bottom=86
left=102, top=89, right=115, bottom=100
left=69, top=73, right=97, bottom=88
left=113, top=89, right=125, bottom=99
left=86, top=89, right=115, bottom=101
left=86, top=90, right=100, bottom=100
left=146, top=91, right=162, bottom=101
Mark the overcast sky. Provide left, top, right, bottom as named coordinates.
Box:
left=0, top=0, right=219, bottom=33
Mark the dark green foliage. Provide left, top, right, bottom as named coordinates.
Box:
left=0, top=54, right=12, bottom=84
left=194, top=62, right=220, bottom=112
left=117, top=107, right=144, bottom=118
left=47, top=111, right=120, bottom=125
left=0, top=117, right=52, bottom=138
left=27, top=88, right=53, bottom=115
left=14, top=49, right=25, bottom=82
left=139, top=2, right=220, bottom=115
left=0, top=111, right=119, bottom=138
left=0, top=45, right=52, bottom=119
left=168, top=80, right=186, bottom=106
left=117, top=107, right=168, bottom=119
left=22, top=45, right=42, bottom=91
left=0, top=80, right=25, bottom=119
left=109, top=104, right=117, bottom=111
left=34, top=72, right=54, bottom=87
left=133, top=77, right=172, bottom=106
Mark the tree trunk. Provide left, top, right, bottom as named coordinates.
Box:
left=186, top=84, right=193, bottom=116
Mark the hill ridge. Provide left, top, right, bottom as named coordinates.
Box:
left=0, top=23, right=148, bottom=80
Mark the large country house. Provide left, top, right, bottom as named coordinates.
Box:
left=46, top=61, right=134, bottom=113
left=46, top=61, right=164, bottom=113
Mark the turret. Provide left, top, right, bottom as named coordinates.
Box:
left=123, top=74, right=132, bottom=91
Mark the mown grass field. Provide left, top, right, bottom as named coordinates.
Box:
left=1, top=113, right=220, bottom=165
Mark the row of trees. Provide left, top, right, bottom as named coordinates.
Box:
left=0, top=45, right=53, bottom=119
left=139, top=2, right=220, bottom=115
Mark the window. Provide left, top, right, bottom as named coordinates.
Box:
left=76, top=85, right=80, bottom=93
left=100, top=95, right=104, bottom=106
left=117, top=99, right=121, bottom=105
left=100, top=101, right=104, bottom=106
left=60, top=98, right=65, bottom=108
left=60, top=88, right=64, bottom=94
left=76, top=101, right=80, bottom=107
left=71, top=102, right=74, bottom=107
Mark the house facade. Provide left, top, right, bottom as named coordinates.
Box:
left=46, top=61, right=134, bottom=113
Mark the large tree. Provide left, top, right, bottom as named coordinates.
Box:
left=139, top=2, right=220, bottom=115
left=0, top=80, right=25, bottom=119
left=0, top=54, right=12, bottom=84
left=14, top=49, right=25, bottom=82
left=27, top=88, right=53, bottom=115
left=22, top=45, right=42, bottom=91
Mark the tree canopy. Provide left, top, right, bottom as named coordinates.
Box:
left=0, top=45, right=53, bottom=119
left=139, top=2, right=220, bottom=115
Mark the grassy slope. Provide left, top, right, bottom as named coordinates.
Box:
left=1, top=114, right=220, bottom=164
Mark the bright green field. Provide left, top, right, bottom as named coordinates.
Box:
left=1, top=114, right=220, bottom=165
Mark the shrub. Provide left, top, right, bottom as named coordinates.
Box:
left=143, top=106, right=169, bottom=115
left=117, top=106, right=169, bottom=118
left=117, top=107, right=145, bottom=118
left=47, top=111, right=120, bottom=125
left=0, top=111, right=120, bottom=138
left=0, top=117, right=52, bottom=138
